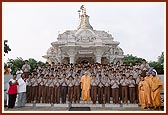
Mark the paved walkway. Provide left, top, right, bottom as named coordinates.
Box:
left=4, top=103, right=164, bottom=111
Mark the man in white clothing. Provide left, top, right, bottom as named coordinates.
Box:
left=17, top=73, right=27, bottom=107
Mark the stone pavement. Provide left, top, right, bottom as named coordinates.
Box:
left=4, top=103, right=164, bottom=112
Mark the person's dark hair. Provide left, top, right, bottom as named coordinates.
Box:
left=69, top=75, right=73, bottom=78
left=142, top=59, right=146, bottom=62
left=34, top=73, right=38, bottom=75
left=40, top=74, right=44, bottom=76
left=129, top=75, right=133, bottom=77
left=105, top=74, right=108, bottom=77
left=93, top=75, right=96, bottom=77
left=75, top=74, right=78, bottom=76
left=55, top=69, right=58, bottom=72
left=56, top=75, right=59, bottom=77
left=51, top=74, right=54, bottom=77
left=21, top=73, right=25, bottom=77
left=122, top=74, right=126, bottom=76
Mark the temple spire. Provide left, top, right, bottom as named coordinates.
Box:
left=77, top=5, right=93, bottom=30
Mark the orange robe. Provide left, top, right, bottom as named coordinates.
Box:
left=144, top=76, right=152, bottom=105
left=80, top=75, right=91, bottom=102
left=151, top=76, right=163, bottom=108
left=138, top=80, right=151, bottom=108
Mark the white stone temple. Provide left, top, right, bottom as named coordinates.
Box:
left=43, top=6, right=124, bottom=64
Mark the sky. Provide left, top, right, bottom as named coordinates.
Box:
left=2, top=2, right=165, bottom=63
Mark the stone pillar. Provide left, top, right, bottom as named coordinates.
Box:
left=69, top=55, right=75, bottom=64
left=96, top=55, right=102, bottom=63
left=94, top=47, right=105, bottom=64
left=66, top=47, right=77, bottom=64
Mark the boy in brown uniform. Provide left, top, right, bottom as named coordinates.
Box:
left=67, top=76, right=74, bottom=103
left=128, top=75, right=135, bottom=104
left=120, top=74, right=129, bottom=104
left=54, top=75, right=60, bottom=104
left=43, top=74, right=49, bottom=103
left=135, top=74, right=141, bottom=103
left=26, top=73, right=32, bottom=103
left=104, top=74, right=111, bottom=104
left=60, top=74, right=67, bottom=104
left=48, top=75, right=55, bottom=104
left=90, top=75, right=98, bottom=104
left=73, top=74, right=80, bottom=103
left=37, top=74, right=44, bottom=103
left=31, top=73, right=38, bottom=103
left=97, top=74, right=104, bottom=104
left=111, top=76, right=120, bottom=104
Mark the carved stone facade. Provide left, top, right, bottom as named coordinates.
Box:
left=43, top=7, right=124, bottom=64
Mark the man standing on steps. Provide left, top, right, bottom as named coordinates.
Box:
left=22, top=60, right=31, bottom=78
left=73, top=74, right=80, bottom=104
left=80, top=71, right=91, bottom=104
left=17, top=73, right=27, bottom=107
left=151, top=69, right=163, bottom=110
left=97, top=74, right=104, bottom=104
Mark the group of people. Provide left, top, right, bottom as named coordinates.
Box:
left=138, top=70, right=163, bottom=110
left=4, top=59, right=163, bottom=110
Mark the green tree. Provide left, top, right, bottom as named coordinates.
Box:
left=6, top=57, right=45, bottom=74
left=123, top=53, right=164, bottom=74
left=28, top=58, right=37, bottom=72
left=149, top=61, right=164, bottom=74
left=7, top=57, right=24, bottom=74
left=158, top=52, right=164, bottom=65
left=37, top=61, right=46, bottom=67
left=123, top=54, right=143, bottom=65
left=149, top=52, right=164, bottom=74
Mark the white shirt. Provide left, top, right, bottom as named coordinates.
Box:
left=91, top=78, right=98, bottom=86
left=26, top=78, right=32, bottom=86
left=9, top=78, right=16, bottom=85
left=54, top=78, right=60, bottom=87
left=60, top=78, right=67, bottom=86
left=120, top=79, right=129, bottom=86
left=67, top=80, right=74, bottom=87
left=16, top=70, right=23, bottom=80
left=104, top=79, right=111, bottom=87
left=111, top=79, right=120, bottom=89
left=140, top=63, right=150, bottom=70
left=128, top=79, right=135, bottom=87
left=31, top=78, right=38, bottom=86
left=17, top=77, right=26, bottom=93
left=74, top=78, right=80, bottom=86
